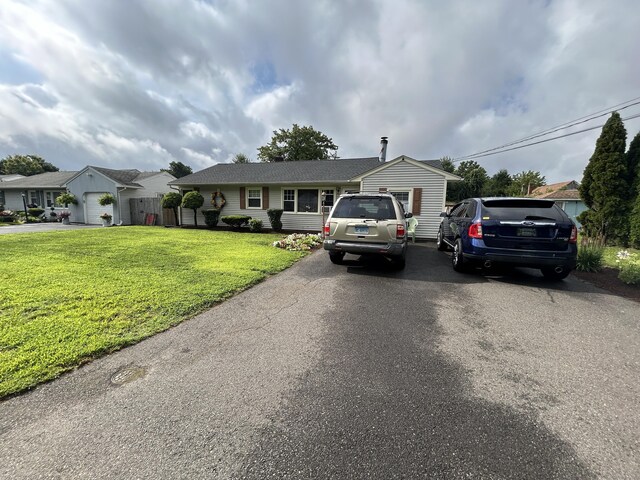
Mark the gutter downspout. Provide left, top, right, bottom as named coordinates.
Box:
left=117, top=186, right=129, bottom=225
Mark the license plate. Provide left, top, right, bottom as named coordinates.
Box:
left=355, top=226, right=369, bottom=234
left=517, top=227, right=536, bottom=237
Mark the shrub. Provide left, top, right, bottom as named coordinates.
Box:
left=0, top=210, right=15, bottom=223
left=267, top=208, right=284, bottom=232
left=248, top=218, right=263, bottom=233
left=273, top=233, right=322, bottom=251
left=616, top=251, right=640, bottom=285
left=618, top=263, right=640, bottom=284
left=28, top=208, right=45, bottom=217
left=181, top=191, right=205, bottom=227
left=202, top=208, right=221, bottom=227
left=56, top=192, right=77, bottom=206
left=161, top=192, right=183, bottom=226
left=221, top=215, right=251, bottom=228
left=576, top=236, right=605, bottom=272
left=98, top=193, right=116, bottom=206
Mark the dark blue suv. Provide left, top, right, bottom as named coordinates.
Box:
left=436, top=198, right=578, bottom=280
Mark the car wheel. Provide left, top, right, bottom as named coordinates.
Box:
left=436, top=228, right=448, bottom=251
left=541, top=267, right=571, bottom=280
left=452, top=238, right=468, bottom=272
left=329, top=252, right=345, bottom=264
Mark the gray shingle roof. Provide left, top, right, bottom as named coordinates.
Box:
left=170, top=157, right=451, bottom=187
left=171, top=157, right=383, bottom=186
left=90, top=166, right=143, bottom=186
left=0, top=171, right=78, bottom=188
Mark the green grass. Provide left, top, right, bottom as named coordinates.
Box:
left=602, top=245, right=640, bottom=268
left=0, top=227, right=306, bottom=397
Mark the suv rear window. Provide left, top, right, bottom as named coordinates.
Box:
left=332, top=197, right=397, bottom=220
left=481, top=199, right=565, bottom=221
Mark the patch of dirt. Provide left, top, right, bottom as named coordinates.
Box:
left=572, top=267, right=640, bottom=303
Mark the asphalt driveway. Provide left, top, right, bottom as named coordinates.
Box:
left=1, top=243, right=638, bottom=479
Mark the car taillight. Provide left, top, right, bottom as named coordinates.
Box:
left=468, top=222, right=483, bottom=239
left=323, top=223, right=330, bottom=236
left=397, top=223, right=405, bottom=239
left=569, top=225, right=578, bottom=243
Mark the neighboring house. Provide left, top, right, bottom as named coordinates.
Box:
left=170, top=155, right=460, bottom=239
left=0, top=167, right=175, bottom=225
left=64, top=166, right=176, bottom=225
left=0, top=171, right=78, bottom=211
left=529, top=180, right=587, bottom=227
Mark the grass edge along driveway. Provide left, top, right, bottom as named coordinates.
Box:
left=0, top=227, right=307, bottom=398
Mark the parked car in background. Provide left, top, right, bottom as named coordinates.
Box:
left=323, top=193, right=410, bottom=269
left=436, top=198, right=578, bottom=279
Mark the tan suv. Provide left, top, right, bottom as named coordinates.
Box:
left=323, top=193, right=409, bottom=269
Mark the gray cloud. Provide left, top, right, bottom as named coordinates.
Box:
left=0, top=0, right=639, bottom=181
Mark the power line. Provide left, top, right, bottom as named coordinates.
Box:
left=455, top=111, right=640, bottom=161
left=454, top=96, right=640, bottom=161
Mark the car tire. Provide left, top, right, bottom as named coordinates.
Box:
left=436, top=228, right=448, bottom=251
left=541, top=267, right=571, bottom=280
left=329, top=252, right=345, bottom=264
left=452, top=238, right=468, bottom=272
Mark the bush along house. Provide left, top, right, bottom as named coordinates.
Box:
left=170, top=138, right=461, bottom=240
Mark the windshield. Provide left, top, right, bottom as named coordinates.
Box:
left=481, top=199, right=565, bottom=221
left=332, top=197, right=396, bottom=220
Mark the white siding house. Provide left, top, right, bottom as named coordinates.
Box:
left=356, top=156, right=456, bottom=239
left=65, top=167, right=175, bottom=225
left=172, top=155, right=460, bottom=239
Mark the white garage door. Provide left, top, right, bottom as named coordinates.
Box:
left=85, top=193, right=113, bottom=224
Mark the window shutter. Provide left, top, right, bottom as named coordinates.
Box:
left=240, top=187, right=246, bottom=209
left=262, top=187, right=269, bottom=210
left=412, top=188, right=422, bottom=215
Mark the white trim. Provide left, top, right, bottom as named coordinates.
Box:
left=350, top=155, right=462, bottom=182
left=246, top=187, right=262, bottom=209
left=280, top=187, right=334, bottom=214
left=388, top=189, right=412, bottom=213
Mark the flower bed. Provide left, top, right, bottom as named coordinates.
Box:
left=273, top=233, right=322, bottom=251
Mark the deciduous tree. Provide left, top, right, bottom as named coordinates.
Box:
left=162, top=161, right=193, bottom=179
left=509, top=170, right=546, bottom=196
left=257, top=124, right=338, bottom=162
left=0, top=154, right=59, bottom=176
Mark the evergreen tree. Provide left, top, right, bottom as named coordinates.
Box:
left=627, top=131, right=640, bottom=247
left=626, top=131, right=640, bottom=196
left=578, top=112, right=628, bottom=241
left=448, top=160, right=488, bottom=201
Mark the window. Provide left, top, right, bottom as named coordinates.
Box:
left=46, top=191, right=62, bottom=208
left=28, top=190, right=43, bottom=207
left=297, top=189, right=318, bottom=213
left=281, top=188, right=329, bottom=213
left=247, top=188, right=262, bottom=208
left=390, top=191, right=410, bottom=212
left=283, top=189, right=295, bottom=212
left=332, top=196, right=396, bottom=220
left=322, top=189, right=334, bottom=207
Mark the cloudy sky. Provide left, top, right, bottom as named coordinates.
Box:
left=1, top=0, right=639, bottom=182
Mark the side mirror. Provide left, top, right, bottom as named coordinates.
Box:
left=404, top=213, right=413, bottom=218
left=439, top=212, right=448, bottom=217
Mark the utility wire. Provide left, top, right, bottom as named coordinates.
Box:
left=455, top=112, right=640, bottom=161
left=454, top=96, right=640, bottom=161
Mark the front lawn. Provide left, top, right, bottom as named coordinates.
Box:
left=602, top=245, right=639, bottom=268
left=0, top=227, right=306, bottom=397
